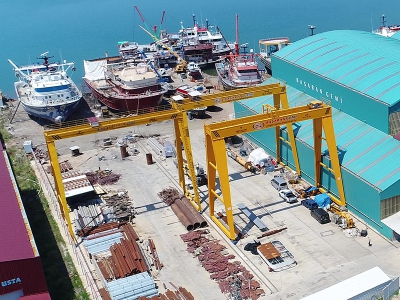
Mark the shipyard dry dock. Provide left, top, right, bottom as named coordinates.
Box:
left=4, top=92, right=400, bottom=300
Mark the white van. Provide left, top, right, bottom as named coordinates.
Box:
left=271, top=176, right=288, bottom=191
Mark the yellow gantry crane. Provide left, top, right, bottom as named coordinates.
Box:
left=43, top=84, right=291, bottom=240
left=205, top=100, right=346, bottom=240
left=43, top=83, right=346, bottom=241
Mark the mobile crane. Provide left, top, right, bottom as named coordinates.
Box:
left=140, top=25, right=187, bottom=72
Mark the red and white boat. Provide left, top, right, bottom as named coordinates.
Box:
left=83, top=58, right=167, bottom=112
left=215, top=15, right=263, bottom=90
left=373, top=14, right=400, bottom=37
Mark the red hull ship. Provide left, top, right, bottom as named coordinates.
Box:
left=83, top=57, right=167, bottom=111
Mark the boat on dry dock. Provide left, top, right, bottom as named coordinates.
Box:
left=258, top=37, right=290, bottom=74
left=8, top=53, right=82, bottom=122
left=179, top=14, right=233, bottom=57
left=215, top=15, right=263, bottom=90
left=83, top=57, right=167, bottom=112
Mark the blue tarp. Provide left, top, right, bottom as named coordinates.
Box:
left=314, top=193, right=331, bottom=208
left=305, top=186, right=319, bottom=193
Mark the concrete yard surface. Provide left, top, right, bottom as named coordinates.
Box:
left=5, top=99, right=400, bottom=300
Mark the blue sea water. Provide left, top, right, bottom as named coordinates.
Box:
left=1, top=0, right=400, bottom=98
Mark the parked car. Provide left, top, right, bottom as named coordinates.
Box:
left=278, top=189, right=298, bottom=203
left=301, top=199, right=318, bottom=210
left=271, top=176, right=288, bottom=191
left=310, top=208, right=331, bottom=224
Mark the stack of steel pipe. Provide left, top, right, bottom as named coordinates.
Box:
left=147, top=137, right=165, bottom=157
left=179, top=196, right=208, bottom=228
left=158, top=188, right=207, bottom=231
left=170, top=200, right=194, bottom=231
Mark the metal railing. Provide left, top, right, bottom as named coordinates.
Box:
left=32, top=152, right=101, bottom=299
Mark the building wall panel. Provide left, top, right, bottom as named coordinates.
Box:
left=0, top=258, right=48, bottom=296
left=272, top=58, right=390, bottom=133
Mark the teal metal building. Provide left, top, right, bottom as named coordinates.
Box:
left=235, top=30, right=400, bottom=239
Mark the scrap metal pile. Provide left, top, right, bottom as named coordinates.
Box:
left=180, top=230, right=265, bottom=299
left=27, top=147, right=49, bottom=161
left=101, top=190, right=135, bottom=220
left=46, top=160, right=73, bottom=174
left=85, top=169, right=121, bottom=185
left=158, top=187, right=207, bottom=231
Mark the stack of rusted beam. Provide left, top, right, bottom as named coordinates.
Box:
left=94, top=223, right=147, bottom=281
left=180, top=231, right=265, bottom=299
left=137, top=285, right=194, bottom=300
left=158, top=188, right=208, bottom=231
left=77, top=221, right=126, bottom=237
left=27, top=147, right=49, bottom=161
left=109, top=238, right=147, bottom=277
left=47, top=160, right=73, bottom=174
left=148, top=238, right=163, bottom=271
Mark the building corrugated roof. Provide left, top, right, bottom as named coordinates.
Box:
left=0, top=142, right=35, bottom=262
left=239, top=78, right=400, bottom=191
left=274, top=30, right=400, bottom=107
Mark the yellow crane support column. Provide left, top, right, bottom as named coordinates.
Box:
left=46, top=141, right=76, bottom=241
left=321, top=117, right=346, bottom=206
left=263, top=91, right=301, bottom=175
left=206, top=135, right=236, bottom=239
left=174, top=114, right=201, bottom=211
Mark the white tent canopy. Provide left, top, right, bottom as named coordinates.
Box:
left=301, top=267, right=391, bottom=300
left=382, top=212, right=400, bottom=234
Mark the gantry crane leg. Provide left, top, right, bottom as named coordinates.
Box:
left=322, top=117, right=346, bottom=206
left=46, top=141, right=76, bottom=241
left=174, top=115, right=201, bottom=211
left=173, top=119, right=186, bottom=192
left=206, top=134, right=236, bottom=240
left=313, top=118, right=323, bottom=187
left=272, top=93, right=301, bottom=175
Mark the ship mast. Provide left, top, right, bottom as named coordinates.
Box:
left=235, top=14, right=240, bottom=55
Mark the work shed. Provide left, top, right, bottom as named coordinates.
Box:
left=235, top=30, right=400, bottom=240
left=0, top=142, right=49, bottom=299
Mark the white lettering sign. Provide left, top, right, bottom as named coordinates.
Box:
left=1, top=278, right=21, bottom=287
left=295, top=77, right=343, bottom=103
